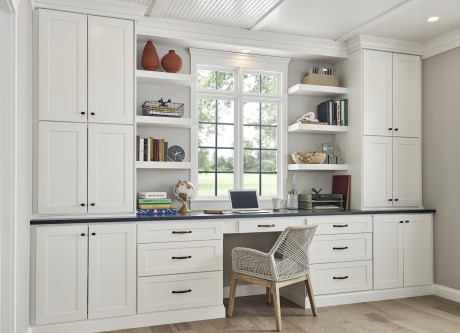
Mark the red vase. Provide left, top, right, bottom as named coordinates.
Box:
left=161, top=50, right=182, bottom=73
left=141, top=41, right=159, bottom=71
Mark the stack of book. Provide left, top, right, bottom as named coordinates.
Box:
left=136, top=136, right=168, bottom=162
left=317, top=99, right=348, bottom=126
left=136, top=192, right=176, bottom=215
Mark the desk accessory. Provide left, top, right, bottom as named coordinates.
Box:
left=173, top=180, right=195, bottom=213
left=168, top=145, right=185, bottom=162
left=203, top=209, right=223, bottom=214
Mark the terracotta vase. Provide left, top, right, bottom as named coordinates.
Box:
left=141, top=41, right=159, bottom=71
left=161, top=50, right=183, bottom=73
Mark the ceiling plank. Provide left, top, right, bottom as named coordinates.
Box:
left=250, top=0, right=297, bottom=31
left=147, top=0, right=168, bottom=18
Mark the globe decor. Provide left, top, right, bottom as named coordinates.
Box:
left=173, top=180, right=195, bottom=213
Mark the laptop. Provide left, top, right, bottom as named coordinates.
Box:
left=229, top=190, right=270, bottom=214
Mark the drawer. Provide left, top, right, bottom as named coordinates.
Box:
left=309, top=233, right=372, bottom=264
left=310, top=260, right=372, bottom=295
left=137, top=271, right=223, bottom=313
left=238, top=217, right=306, bottom=233
left=138, top=240, right=223, bottom=276
left=307, top=215, right=372, bottom=235
left=138, top=221, right=223, bottom=243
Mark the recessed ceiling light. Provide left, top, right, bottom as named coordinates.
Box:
left=240, top=49, right=251, bottom=54
left=427, top=16, right=439, bottom=23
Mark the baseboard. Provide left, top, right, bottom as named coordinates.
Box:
left=434, top=284, right=460, bottom=303
left=223, top=284, right=266, bottom=298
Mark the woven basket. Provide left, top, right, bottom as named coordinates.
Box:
left=291, top=151, right=326, bottom=164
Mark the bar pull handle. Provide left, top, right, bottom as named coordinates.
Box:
left=333, top=224, right=348, bottom=228
left=394, top=198, right=399, bottom=202
left=388, top=128, right=392, bottom=130
left=258, top=224, right=275, bottom=227
left=388, top=198, right=393, bottom=201
left=333, top=246, right=349, bottom=250
left=172, top=256, right=192, bottom=260
left=172, top=289, right=192, bottom=294
left=333, top=276, right=349, bottom=280
left=405, top=220, right=409, bottom=223
left=399, top=221, right=404, bottom=224
left=394, top=128, right=399, bottom=131
left=172, top=231, right=192, bottom=234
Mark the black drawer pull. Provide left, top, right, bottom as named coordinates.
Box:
left=172, top=256, right=192, bottom=259
left=81, top=233, right=86, bottom=236
left=172, top=231, right=192, bottom=234
left=333, top=276, right=349, bottom=280
left=394, top=128, right=399, bottom=131
left=258, top=224, right=275, bottom=227
left=388, top=128, right=392, bottom=130
left=172, top=289, right=192, bottom=294
left=394, top=198, right=399, bottom=202
left=405, top=220, right=409, bottom=223
left=333, top=224, right=348, bottom=228
left=388, top=198, right=393, bottom=201
left=333, top=246, right=349, bottom=250
left=399, top=221, right=404, bottom=224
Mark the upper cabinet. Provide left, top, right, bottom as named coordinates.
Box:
left=363, top=50, right=421, bottom=138
left=37, top=9, right=134, bottom=124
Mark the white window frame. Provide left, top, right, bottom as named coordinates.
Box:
left=191, top=49, right=290, bottom=202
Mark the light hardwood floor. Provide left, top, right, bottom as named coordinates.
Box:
left=106, top=295, right=460, bottom=333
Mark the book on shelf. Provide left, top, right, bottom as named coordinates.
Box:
left=317, top=99, right=348, bottom=126
left=138, top=191, right=167, bottom=199
left=332, top=175, right=351, bottom=210
left=136, top=208, right=177, bottom=215
left=137, top=198, right=171, bottom=204
left=137, top=203, right=171, bottom=209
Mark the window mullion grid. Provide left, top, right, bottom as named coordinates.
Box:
left=258, top=102, right=262, bottom=195
left=214, top=100, right=218, bottom=196
left=236, top=67, right=244, bottom=190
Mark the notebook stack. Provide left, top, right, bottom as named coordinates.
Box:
left=136, top=192, right=176, bottom=215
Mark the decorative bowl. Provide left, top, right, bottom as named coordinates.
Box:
left=291, top=151, right=326, bottom=164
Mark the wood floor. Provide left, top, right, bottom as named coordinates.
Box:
left=107, top=295, right=460, bottom=333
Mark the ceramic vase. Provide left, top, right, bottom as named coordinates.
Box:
left=141, top=41, right=159, bottom=71
left=161, top=50, right=182, bottom=73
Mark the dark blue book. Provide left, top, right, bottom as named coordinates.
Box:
left=317, top=101, right=330, bottom=124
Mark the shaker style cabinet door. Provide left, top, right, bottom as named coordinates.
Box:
left=38, top=122, right=88, bottom=215
left=38, top=9, right=87, bottom=122
left=88, top=16, right=134, bottom=124
left=393, top=138, right=421, bottom=207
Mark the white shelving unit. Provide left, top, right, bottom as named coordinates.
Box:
left=288, top=164, right=349, bottom=171
left=288, top=84, right=348, bottom=97
left=136, top=70, right=194, bottom=87
left=288, top=122, right=348, bottom=134
left=136, top=161, right=196, bottom=169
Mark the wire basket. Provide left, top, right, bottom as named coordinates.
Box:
left=142, top=99, right=184, bottom=118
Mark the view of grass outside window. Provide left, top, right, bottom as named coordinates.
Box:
left=197, top=67, right=280, bottom=197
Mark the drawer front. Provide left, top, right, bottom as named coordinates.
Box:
left=310, top=233, right=372, bottom=264
left=310, top=261, right=372, bottom=295
left=138, top=240, right=223, bottom=276
left=307, top=215, right=372, bottom=235
left=138, top=271, right=223, bottom=313
left=138, top=221, right=223, bottom=243
left=238, top=217, right=306, bottom=233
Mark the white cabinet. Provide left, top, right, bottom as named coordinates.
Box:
left=31, top=224, right=136, bottom=325
left=37, top=9, right=134, bottom=124
left=38, top=122, right=134, bottom=215
left=373, top=214, right=433, bottom=290
left=363, top=50, right=421, bottom=138
left=363, top=136, right=421, bottom=208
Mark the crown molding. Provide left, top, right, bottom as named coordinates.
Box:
left=30, top=0, right=147, bottom=20
left=422, top=27, right=460, bottom=59
left=347, top=35, right=423, bottom=55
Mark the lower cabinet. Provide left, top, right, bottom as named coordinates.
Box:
left=373, top=214, right=433, bottom=289
left=31, top=223, right=136, bottom=325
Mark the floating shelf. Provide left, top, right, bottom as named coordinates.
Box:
left=136, top=116, right=194, bottom=128
left=136, top=70, right=194, bottom=87
left=136, top=161, right=196, bottom=169
left=288, top=164, right=349, bottom=171
left=288, top=123, right=349, bottom=133
left=288, top=84, right=348, bottom=97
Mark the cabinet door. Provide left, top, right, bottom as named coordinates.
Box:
left=34, top=225, right=88, bottom=324
left=404, top=214, right=433, bottom=287
left=393, top=138, right=421, bottom=207
left=38, top=122, right=88, bottom=215
left=362, top=136, right=393, bottom=208
left=87, top=124, right=134, bottom=214
left=363, top=50, right=393, bottom=136
left=88, top=224, right=136, bottom=319
left=393, top=53, right=421, bottom=138
left=38, top=9, right=87, bottom=122
left=88, top=16, right=134, bottom=124
left=373, top=215, right=404, bottom=290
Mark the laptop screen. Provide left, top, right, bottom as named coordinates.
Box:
left=229, top=190, right=259, bottom=209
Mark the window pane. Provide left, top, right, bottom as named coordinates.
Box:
left=198, top=124, right=215, bottom=147
left=261, top=103, right=277, bottom=125
left=261, top=127, right=276, bottom=149
left=217, top=100, right=234, bottom=123
left=217, top=149, right=234, bottom=172
left=198, top=148, right=215, bottom=172
left=243, top=126, right=260, bottom=148
left=198, top=173, right=215, bottom=196
left=217, top=173, right=233, bottom=196
left=261, top=150, right=277, bottom=172
left=216, top=71, right=234, bottom=91
left=244, top=149, right=260, bottom=172
left=261, top=75, right=277, bottom=94
left=197, top=70, right=216, bottom=89
left=261, top=174, right=277, bottom=196
left=243, top=173, right=259, bottom=191
left=198, top=99, right=216, bottom=122
left=243, top=74, right=260, bottom=93
left=243, top=102, right=260, bottom=125
left=217, top=125, right=234, bottom=147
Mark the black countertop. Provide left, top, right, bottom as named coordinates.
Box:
left=30, top=208, right=436, bottom=225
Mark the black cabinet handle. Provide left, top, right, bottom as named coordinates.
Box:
left=388, top=198, right=393, bottom=201
left=172, top=231, right=192, bottom=234
left=90, top=112, right=95, bottom=115
left=333, top=224, right=348, bottom=228
left=333, top=246, right=349, bottom=250
left=405, top=220, right=409, bottom=223
left=91, top=232, right=96, bottom=236
left=394, top=128, right=399, bottom=131
left=172, top=256, right=192, bottom=259
left=399, top=221, right=404, bottom=224
left=333, top=276, right=349, bottom=280
left=81, top=233, right=86, bottom=236
left=91, top=203, right=95, bottom=206
left=81, top=203, right=85, bottom=206
left=388, top=128, right=392, bottom=130
left=394, top=198, right=399, bottom=202
left=258, top=224, right=275, bottom=227
left=80, top=111, right=86, bottom=115
left=172, top=289, right=192, bottom=294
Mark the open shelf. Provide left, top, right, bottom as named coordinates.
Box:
left=136, top=116, right=194, bottom=128
left=288, top=84, right=348, bottom=97
left=288, top=164, right=349, bottom=171
left=136, top=161, right=196, bottom=169
left=136, top=70, right=194, bottom=86
left=288, top=123, right=348, bottom=133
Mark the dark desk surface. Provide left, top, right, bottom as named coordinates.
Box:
left=30, top=208, right=436, bottom=225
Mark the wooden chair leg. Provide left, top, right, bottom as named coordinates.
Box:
left=305, top=273, right=317, bottom=316
left=227, top=273, right=238, bottom=317
left=266, top=286, right=272, bottom=304
left=271, top=283, right=282, bottom=331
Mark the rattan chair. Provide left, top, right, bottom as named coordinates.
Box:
left=227, top=225, right=318, bottom=332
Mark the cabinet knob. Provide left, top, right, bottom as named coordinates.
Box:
left=399, top=221, right=404, bottom=224
left=81, top=233, right=86, bottom=236
left=405, top=220, right=409, bottom=223
left=388, top=199, right=393, bottom=201
left=81, top=203, right=85, bottom=206
left=388, top=128, right=393, bottom=130
left=394, top=198, right=399, bottom=201
left=80, top=111, right=86, bottom=115
left=91, top=232, right=96, bottom=236
left=90, top=112, right=95, bottom=116
left=91, top=203, right=95, bottom=206
left=394, top=128, right=399, bottom=131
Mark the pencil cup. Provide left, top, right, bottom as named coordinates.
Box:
left=272, top=198, right=282, bottom=211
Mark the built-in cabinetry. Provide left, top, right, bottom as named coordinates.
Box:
left=30, top=224, right=136, bottom=325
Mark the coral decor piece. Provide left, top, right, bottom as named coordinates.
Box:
left=141, top=41, right=159, bottom=71
left=291, top=151, right=326, bottom=164
left=161, top=50, right=183, bottom=73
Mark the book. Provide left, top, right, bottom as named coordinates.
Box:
left=138, top=191, right=167, bottom=198
left=136, top=136, right=139, bottom=161
left=136, top=208, right=177, bottom=215
left=139, top=138, right=144, bottom=162
left=137, top=204, right=171, bottom=209
left=317, top=101, right=330, bottom=124
left=143, top=139, right=148, bottom=161
left=332, top=175, right=351, bottom=210
left=137, top=198, right=171, bottom=204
